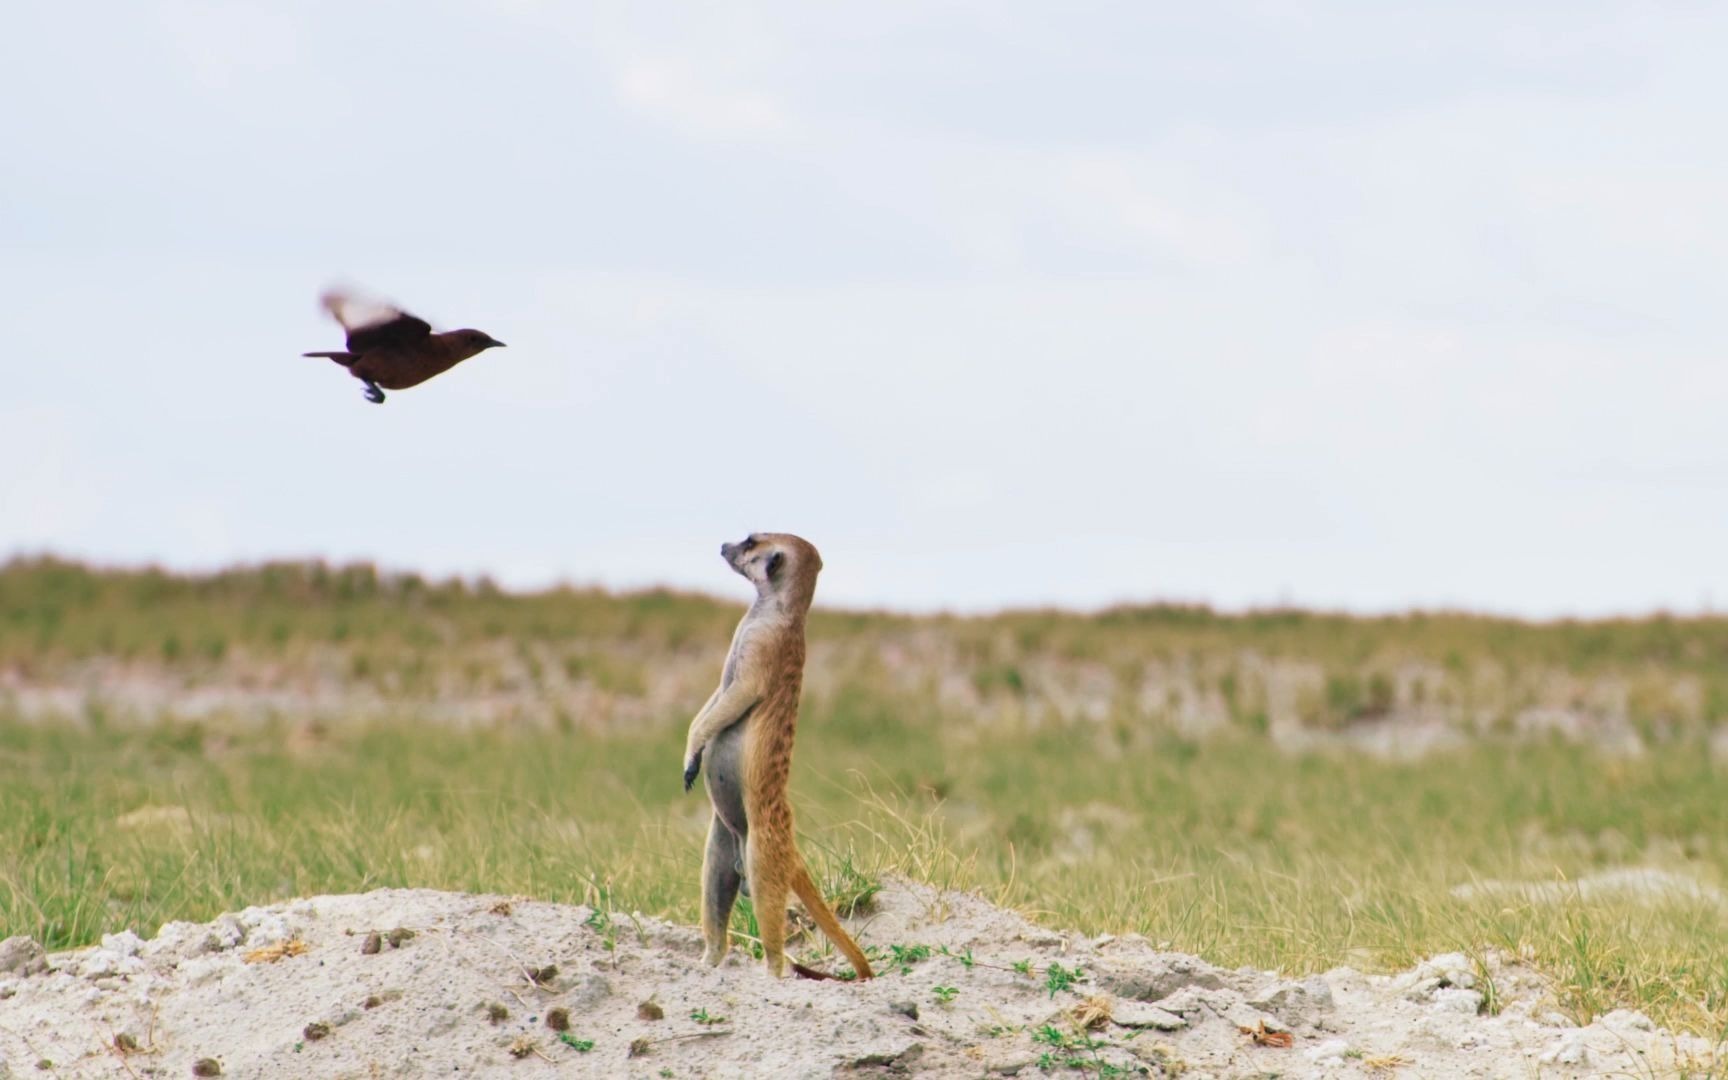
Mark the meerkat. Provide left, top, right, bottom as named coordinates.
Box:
left=681, top=532, right=875, bottom=981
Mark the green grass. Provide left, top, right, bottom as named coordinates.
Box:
left=1, top=713, right=1723, bottom=1035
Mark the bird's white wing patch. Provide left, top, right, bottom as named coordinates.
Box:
left=320, top=287, right=412, bottom=332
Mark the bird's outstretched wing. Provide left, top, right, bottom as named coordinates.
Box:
left=320, top=288, right=433, bottom=353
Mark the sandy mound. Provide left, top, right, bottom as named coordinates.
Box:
left=0, top=879, right=1716, bottom=1078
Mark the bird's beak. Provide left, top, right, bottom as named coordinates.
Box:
left=489, top=340, right=507, bottom=349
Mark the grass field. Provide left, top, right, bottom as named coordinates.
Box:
left=2, top=714, right=1724, bottom=1037
left=1, top=558, right=1726, bottom=1040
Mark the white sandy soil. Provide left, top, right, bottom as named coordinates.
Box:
left=0, top=879, right=1717, bottom=1078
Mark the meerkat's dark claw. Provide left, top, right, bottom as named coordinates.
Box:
left=362, top=381, right=386, bottom=404
left=683, top=752, right=702, bottom=791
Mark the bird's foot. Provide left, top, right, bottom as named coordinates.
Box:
left=361, top=382, right=385, bottom=404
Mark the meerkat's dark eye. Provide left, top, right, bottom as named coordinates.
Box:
left=740, top=537, right=756, bottom=552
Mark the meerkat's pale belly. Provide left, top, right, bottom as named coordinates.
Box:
left=705, top=718, right=750, bottom=837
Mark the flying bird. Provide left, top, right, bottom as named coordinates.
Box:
left=303, top=289, right=506, bottom=404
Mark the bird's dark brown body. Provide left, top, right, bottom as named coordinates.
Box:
left=350, top=335, right=489, bottom=391
left=304, top=289, right=505, bottom=404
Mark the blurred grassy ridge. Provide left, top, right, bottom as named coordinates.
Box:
left=4, top=557, right=1728, bottom=739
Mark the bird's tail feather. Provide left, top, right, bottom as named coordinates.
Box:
left=303, top=351, right=356, bottom=366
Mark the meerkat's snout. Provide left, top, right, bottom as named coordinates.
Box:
left=719, top=535, right=760, bottom=578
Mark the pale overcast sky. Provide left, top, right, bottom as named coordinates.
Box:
left=4, top=3, right=1726, bottom=614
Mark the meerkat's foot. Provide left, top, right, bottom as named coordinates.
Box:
left=701, top=943, right=728, bottom=967
left=361, top=381, right=385, bottom=404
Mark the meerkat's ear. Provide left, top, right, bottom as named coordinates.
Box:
left=765, top=551, right=785, bottom=580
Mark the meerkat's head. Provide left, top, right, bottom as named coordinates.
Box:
left=720, top=532, right=822, bottom=607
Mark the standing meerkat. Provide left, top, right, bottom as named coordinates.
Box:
left=681, top=532, right=875, bottom=981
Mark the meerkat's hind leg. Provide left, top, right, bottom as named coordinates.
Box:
left=747, top=836, right=793, bottom=978
left=700, top=816, right=743, bottom=966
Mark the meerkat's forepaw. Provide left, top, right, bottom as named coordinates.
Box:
left=682, top=751, right=702, bottom=792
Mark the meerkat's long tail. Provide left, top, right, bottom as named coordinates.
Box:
left=303, top=351, right=356, bottom=366
left=790, top=862, right=875, bottom=980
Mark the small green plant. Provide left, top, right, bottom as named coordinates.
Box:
left=690, top=1008, right=727, bottom=1026
left=932, top=985, right=958, bottom=1004
left=1044, top=962, right=1083, bottom=998
left=1012, top=958, right=1033, bottom=976
left=583, top=906, right=617, bottom=951
left=939, top=945, right=975, bottom=968
left=557, top=1033, right=593, bottom=1052
left=1031, top=1023, right=1116, bottom=1076
left=886, top=943, right=933, bottom=975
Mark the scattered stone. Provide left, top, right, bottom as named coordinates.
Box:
left=0, top=937, right=46, bottom=978
left=985, top=1051, right=1037, bottom=1074
left=191, top=1057, right=222, bottom=1076
left=302, top=1021, right=330, bottom=1041
left=1431, top=988, right=1485, bottom=1014
left=636, top=1000, right=664, bottom=1021
left=887, top=999, right=919, bottom=1021
left=529, top=964, right=558, bottom=987
left=566, top=972, right=611, bottom=1010
left=1540, top=1032, right=1590, bottom=1067
left=385, top=927, right=415, bottom=948
left=359, top=932, right=382, bottom=955
left=1249, top=975, right=1333, bottom=1021
left=1304, top=1038, right=1351, bottom=1067
left=628, top=1037, right=651, bottom=1057
left=485, top=1002, right=509, bottom=1024
left=843, top=1042, right=924, bottom=1073
left=1400, top=953, right=1476, bottom=994
left=1599, top=1008, right=1655, bottom=1032
left=1110, top=1002, right=1187, bottom=1030
left=79, top=933, right=146, bottom=980
left=545, top=1007, right=570, bottom=1032
left=507, top=1035, right=535, bottom=1059
left=1095, top=955, right=1225, bottom=1002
